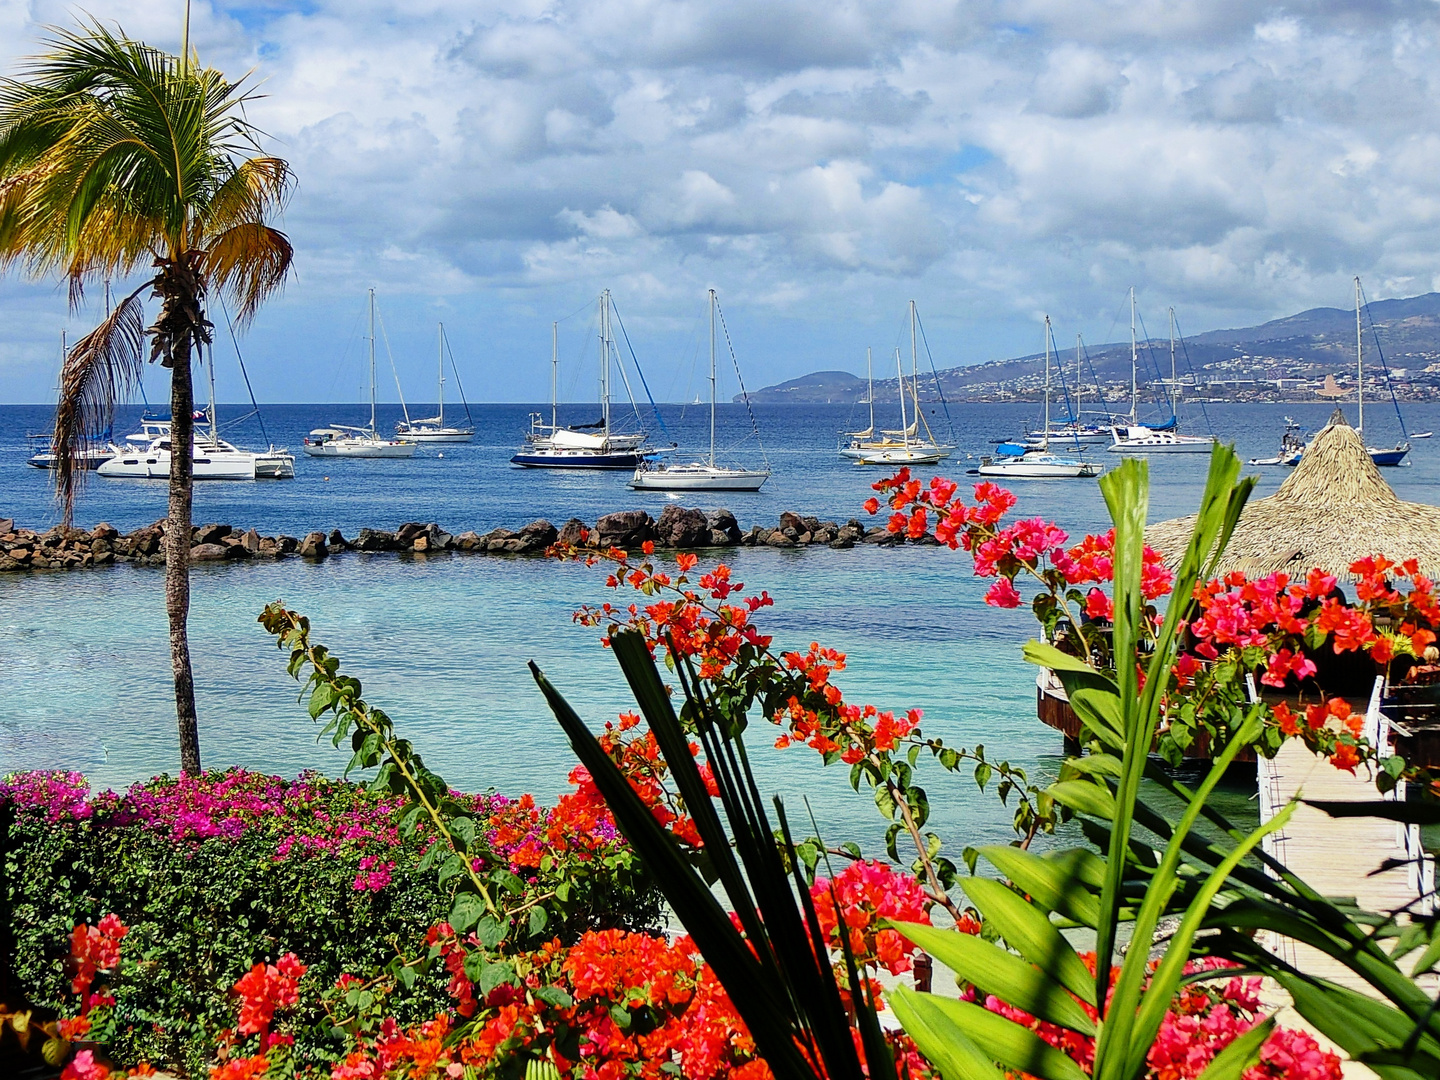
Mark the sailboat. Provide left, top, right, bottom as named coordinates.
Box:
left=1023, top=335, right=1109, bottom=446
left=303, top=290, right=418, bottom=458
left=630, top=290, right=769, bottom=491
left=1109, top=295, right=1216, bottom=454
left=980, top=317, right=1103, bottom=479
left=511, top=292, right=654, bottom=468
left=1277, top=279, right=1410, bottom=467
left=396, top=323, right=475, bottom=442
left=840, top=301, right=955, bottom=466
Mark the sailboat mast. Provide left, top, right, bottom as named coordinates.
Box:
left=866, top=347, right=874, bottom=433
left=1129, top=286, right=1138, bottom=423
left=551, top=321, right=559, bottom=431
left=896, top=348, right=910, bottom=449
left=1075, top=335, right=1083, bottom=423
left=437, top=322, right=445, bottom=428
left=1356, top=276, right=1364, bottom=436
left=369, top=288, right=377, bottom=435
left=1169, top=307, right=1177, bottom=414
left=708, top=289, right=717, bottom=467
left=1042, top=316, right=1051, bottom=450
left=600, top=290, right=611, bottom=437
left=208, top=341, right=218, bottom=445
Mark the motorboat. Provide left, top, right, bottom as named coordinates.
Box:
left=512, top=291, right=657, bottom=469
left=978, top=451, right=1103, bottom=478
left=630, top=289, right=768, bottom=491
left=305, top=290, right=418, bottom=460
left=1249, top=419, right=1307, bottom=466
left=395, top=323, right=474, bottom=442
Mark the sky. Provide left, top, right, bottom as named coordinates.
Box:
left=2, top=0, right=1439, bottom=404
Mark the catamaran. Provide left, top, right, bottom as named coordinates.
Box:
left=396, top=323, right=475, bottom=442
left=304, top=290, right=417, bottom=459
left=1109, top=294, right=1216, bottom=454
left=840, top=301, right=954, bottom=466
left=630, top=289, right=768, bottom=491
left=980, top=317, right=1103, bottom=479
left=511, top=291, right=655, bottom=469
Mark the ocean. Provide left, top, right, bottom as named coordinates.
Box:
left=1, top=399, right=1434, bottom=857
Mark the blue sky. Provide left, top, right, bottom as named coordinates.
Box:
left=3, top=1, right=1439, bottom=404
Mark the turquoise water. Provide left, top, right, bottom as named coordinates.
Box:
left=6, top=400, right=1439, bottom=859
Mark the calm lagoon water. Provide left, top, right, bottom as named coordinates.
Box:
left=3, top=400, right=1437, bottom=858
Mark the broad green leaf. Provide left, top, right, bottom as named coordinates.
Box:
left=890, top=922, right=1096, bottom=1035
left=476, top=914, right=507, bottom=950
left=1277, top=972, right=1440, bottom=1066
left=528, top=905, right=549, bottom=936
left=449, top=892, right=484, bottom=933
left=1022, top=640, right=1107, bottom=677
left=479, top=961, right=515, bottom=996
left=1048, top=780, right=1117, bottom=819
left=1063, top=754, right=1123, bottom=779
left=888, top=986, right=1006, bottom=1080
left=956, top=878, right=1095, bottom=1006
left=1196, top=1017, right=1272, bottom=1080
left=981, top=846, right=1102, bottom=928
left=896, top=991, right=1089, bottom=1080
left=1067, top=688, right=1125, bottom=747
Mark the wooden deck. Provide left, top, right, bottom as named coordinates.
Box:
left=1256, top=679, right=1437, bottom=1075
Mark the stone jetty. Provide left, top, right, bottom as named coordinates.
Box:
left=0, top=505, right=933, bottom=573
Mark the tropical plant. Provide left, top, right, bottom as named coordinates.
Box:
left=881, top=449, right=1440, bottom=1080
left=0, top=21, right=294, bottom=773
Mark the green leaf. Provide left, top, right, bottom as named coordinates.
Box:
left=533, top=985, right=573, bottom=1009
left=888, top=986, right=1006, bottom=1080
left=528, top=906, right=549, bottom=936
left=889, top=921, right=1096, bottom=1035
left=1047, top=780, right=1117, bottom=819
left=957, top=878, right=1095, bottom=1006
left=438, top=853, right=466, bottom=885
left=463, top=950, right=487, bottom=983
left=451, top=816, right=476, bottom=849
left=478, top=961, right=515, bottom=996
left=449, top=892, right=485, bottom=933
left=893, top=989, right=1088, bottom=1080
left=980, top=846, right=1102, bottom=928
left=1196, top=1017, right=1273, bottom=1080
left=476, top=915, right=507, bottom=950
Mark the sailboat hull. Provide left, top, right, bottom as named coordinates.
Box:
left=629, top=464, right=769, bottom=491
left=510, top=449, right=647, bottom=468
left=977, top=454, right=1103, bottom=478
left=843, top=445, right=953, bottom=466
left=302, top=440, right=416, bottom=458
left=99, top=447, right=257, bottom=480
left=396, top=427, right=474, bottom=443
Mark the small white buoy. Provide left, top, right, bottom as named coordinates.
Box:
left=323, top=476, right=330, bottom=482
left=437, top=452, right=443, bottom=458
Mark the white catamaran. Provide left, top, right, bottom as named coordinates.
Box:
left=304, top=290, right=418, bottom=459
left=1109, top=293, right=1216, bottom=454
left=630, top=289, right=769, bottom=491
left=396, top=323, right=475, bottom=442
left=840, top=301, right=954, bottom=466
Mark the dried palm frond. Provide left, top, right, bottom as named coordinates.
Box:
left=51, top=284, right=147, bottom=521
left=202, top=220, right=293, bottom=326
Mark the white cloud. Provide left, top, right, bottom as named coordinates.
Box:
left=4, top=0, right=1440, bottom=401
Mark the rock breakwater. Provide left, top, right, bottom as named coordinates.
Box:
left=0, top=504, right=934, bottom=573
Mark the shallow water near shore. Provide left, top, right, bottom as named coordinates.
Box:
left=4, top=401, right=1435, bottom=857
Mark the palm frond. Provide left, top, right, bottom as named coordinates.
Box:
left=203, top=221, right=293, bottom=326
left=51, top=283, right=147, bottom=521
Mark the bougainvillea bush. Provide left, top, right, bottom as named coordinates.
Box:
left=0, top=768, right=661, bottom=1076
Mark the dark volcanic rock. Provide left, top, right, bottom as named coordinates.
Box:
left=91, top=522, right=118, bottom=541
left=519, top=519, right=559, bottom=546
left=192, top=523, right=231, bottom=545
left=709, top=529, right=733, bottom=547
left=190, top=543, right=229, bottom=562
left=355, top=529, right=395, bottom=552
left=556, top=518, right=589, bottom=547
left=395, top=522, right=426, bottom=546
left=763, top=530, right=795, bottom=548
left=596, top=510, right=654, bottom=549
left=300, top=532, right=328, bottom=559
left=704, top=509, right=741, bottom=543
left=655, top=505, right=709, bottom=548
left=779, top=511, right=806, bottom=533
left=454, top=531, right=482, bottom=551
left=242, top=528, right=262, bottom=554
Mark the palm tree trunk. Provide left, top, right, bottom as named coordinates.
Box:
left=167, top=346, right=201, bottom=775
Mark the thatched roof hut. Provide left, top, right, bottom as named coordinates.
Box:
left=1146, top=411, right=1440, bottom=581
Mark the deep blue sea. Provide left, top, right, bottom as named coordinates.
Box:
left=2, top=400, right=1436, bottom=858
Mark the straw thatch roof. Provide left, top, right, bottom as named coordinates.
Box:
left=1146, top=410, right=1440, bottom=581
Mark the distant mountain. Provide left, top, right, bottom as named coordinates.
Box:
left=742, top=292, right=1440, bottom=404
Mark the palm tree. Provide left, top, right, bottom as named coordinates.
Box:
left=0, top=21, right=294, bottom=774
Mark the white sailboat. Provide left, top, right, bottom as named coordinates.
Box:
left=396, top=323, right=475, bottom=442
left=304, top=290, right=418, bottom=459
left=511, top=292, right=653, bottom=468
left=840, top=301, right=954, bottom=466
left=980, top=317, right=1103, bottom=479
left=1024, top=335, right=1109, bottom=446
left=630, top=289, right=768, bottom=492
left=1109, top=295, right=1216, bottom=454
